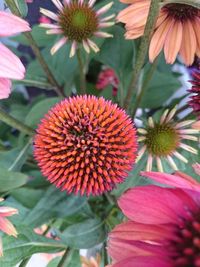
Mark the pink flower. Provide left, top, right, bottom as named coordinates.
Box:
left=108, top=166, right=200, bottom=266
left=96, top=68, right=119, bottom=96
left=0, top=11, right=30, bottom=99
left=38, top=15, right=51, bottom=24
left=0, top=198, right=18, bottom=256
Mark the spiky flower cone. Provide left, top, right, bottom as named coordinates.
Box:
left=34, top=95, right=137, bottom=196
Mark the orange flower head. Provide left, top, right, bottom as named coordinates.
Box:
left=117, top=1, right=200, bottom=65
left=34, top=95, right=138, bottom=196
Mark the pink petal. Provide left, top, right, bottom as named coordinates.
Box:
left=118, top=185, right=188, bottom=224
left=110, top=256, right=171, bottom=267
left=0, top=206, right=18, bottom=217
left=0, top=78, right=11, bottom=99
left=193, top=163, right=200, bottom=176
left=141, top=171, right=200, bottom=192
left=109, top=221, right=171, bottom=241
left=0, top=217, right=17, bottom=237
left=0, top=43, right=25, bottom=80
left=0, top=11, right=30, bottom=37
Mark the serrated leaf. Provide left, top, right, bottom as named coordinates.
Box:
left=23, top=186, right=87, bottom=227
left=58, top=218, right=105, bottom=249
left=0, top=225, right=66, bottom=267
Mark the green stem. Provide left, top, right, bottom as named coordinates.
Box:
left=131, top=59, right=158, bottom=118
left=77, top=49, right=86, bottom=94
left=5, top=0, right=64, bottom=98
left=123, top=0, right=161, bottom=110
left=0, top=108, right=35, bottom=136
left=57, top=248, right=70, bottom=267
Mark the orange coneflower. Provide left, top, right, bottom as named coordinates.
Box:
left=137, top=106, right=199, bottom=172
left=117, top=1, right=200, bottom=65
left=34, top=95, right=138, bottom=196
left=40, top=0, right=115, bottom=57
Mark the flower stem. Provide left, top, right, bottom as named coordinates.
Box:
left=123, top=0, right=160, bottom=110
left=5, top=0, right=65, bottom=98
left=0, top=108, right=35, bottom=136
left=77, top=49, right=86, bottom=94
left=57, top=248, right=70, bottom=267
left=131, top=59, right=158, bottom=118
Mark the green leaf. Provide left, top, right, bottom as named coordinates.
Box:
left=96, top=26, right=134, bottom=80
left=0, top=144, right=30, bottom=171
left=23, top=186, right=87, bottom=227
left=14, top=0, right=28, bottom=17
left=11, top=188, right=44, bottom=209
left=0, top=168, right=28, bottom=192
left=112, top=156, right=147, bottom=196
left=58, top=218, right=105, bottom=249
left=0, top=225, right=66, bottom=267
left=140, top=70, right=181, bottom=109
left=25, top=97, right=60, bottom=128
left=47, top=250, right=81, bottom=267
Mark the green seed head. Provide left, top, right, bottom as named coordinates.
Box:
left=59, top=3, right=98, bottom=42
left=145, top=123, right=179, bottom=156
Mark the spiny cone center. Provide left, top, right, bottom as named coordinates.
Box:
left=145, top=123, right=179, bottom=156
left=170, top=214, right=200, bottom=266
left=164, top=4, right=199, bottom=21
left=34, top=96, right=137, bottom=196
left=58, top=3, right=98, bottom=42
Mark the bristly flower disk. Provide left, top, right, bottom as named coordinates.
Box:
left=189, top=71, right=200, bottom=117
left=137, top=106, right=199, bottom=172
left=40, top=0, right=114, bottom=57
left=34, top=95, right=137, bottom=196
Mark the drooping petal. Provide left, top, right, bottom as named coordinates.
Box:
left=0, top=217, right=17, bottom=237
left=164, top=21, right=182, bottom=64
left=0, top=11, right=30, bottom=37
left=108, top=256, right=171, bottom=267
left=149, top=17, right=174, bottom=62
left=118, top=185, right=188, bottom=224
left=193, top=163, right=200, bottom=176
left=0, top=206, right=18, bottom=217
left=0, top=78, right=11, bottom=99
left=179, top=20, right=196, bottom=66
left=141, top=171, right=200, bottom=192
left=0, top=43, right=25, bottom=80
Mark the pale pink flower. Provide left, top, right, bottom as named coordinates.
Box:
left=0, top=198, right=18, bottom=256
left=0, top=11, right=30, bottom=99
left=108, top=166, right=200, bottom=267
left=40, top=0, right=115, bottom=57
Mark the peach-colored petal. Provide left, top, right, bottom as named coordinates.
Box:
left=0, top=217, right=17, bottom=237
left=192, top=17, right=200, bottom=56
left=117, top=2, right=149, bottom=24
left=0, top=43, right=25, bottom=80
left=149, top=17, right=174, bottom=63
left=0, top=78, right=11, bottom=99
left=179, top=20, right=197, bottom=66
left=164, top=21, right=183, bottom=64
left=0, top=11, right=30, bottom=37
